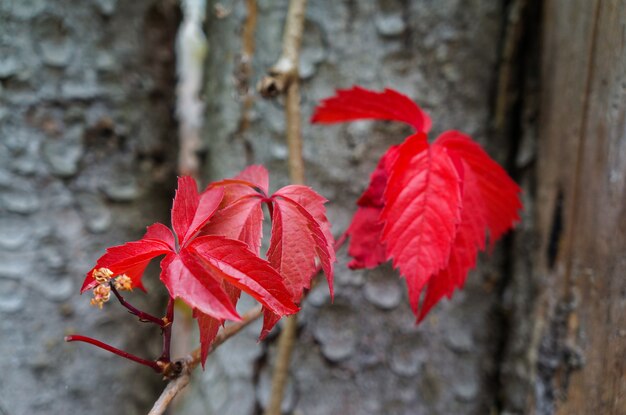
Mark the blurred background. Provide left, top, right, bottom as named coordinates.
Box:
left=0, top=0, right=623, bottom=414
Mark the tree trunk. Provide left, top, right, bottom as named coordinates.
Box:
left=528, top=1, right=626, bottom=413
left=0, top=1, right=178, bottom=414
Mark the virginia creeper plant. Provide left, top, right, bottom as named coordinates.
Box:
left=67, top=86, right=521, bottom=391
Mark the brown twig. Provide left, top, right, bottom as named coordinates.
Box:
left=258, top=1, right=308, bottom=413
left=235, top=0, right=258, bottom=164
left=148, top=305, right=263, bottom=415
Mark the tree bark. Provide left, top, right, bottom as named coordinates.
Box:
left=0, top=1, right=178, bottom=414
left=527, top=1, right=626, bottom=413
left=179, top=1, right=510, bottom=414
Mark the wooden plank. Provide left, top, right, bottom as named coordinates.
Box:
left=537, top=0, right=626, bottom=413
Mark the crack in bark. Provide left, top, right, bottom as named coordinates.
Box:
left=488, top=0, right=542, bottom=413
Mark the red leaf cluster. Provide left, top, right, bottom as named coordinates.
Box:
left=82, top=168, right=334, bottom=365
left=312, top=86, right=522, bottom=321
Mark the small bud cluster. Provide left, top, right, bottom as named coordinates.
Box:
left=113, top=274, right=133, bottom=292
left=90, top=268, right=132, bottom=309
left=90, top=284, right=111, bottom=309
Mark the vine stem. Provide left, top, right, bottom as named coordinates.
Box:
left=259, top=0, right=308, bottom=413
left=65, top=335, right=161, bottom=372
left=159, top=297, right=175, bottom=362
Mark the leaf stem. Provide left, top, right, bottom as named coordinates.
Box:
left=65, top=334, right=161, bottom=373
left=110, top=283, right=165, bottom=327
left=159, top=297, right=175, bottom=362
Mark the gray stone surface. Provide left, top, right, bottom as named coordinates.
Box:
left=0, top=0, right=178, bottom=414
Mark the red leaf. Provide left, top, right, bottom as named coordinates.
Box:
left=208, top=165, right=269, bottom=199
left=345, top=145, right=399, bottom=269
left=188, top=235, right=298, bottom=316
left=273, top=185, right=335, bottom=296
left=143, top=223, right=176, bottom=249
left=160, top=253, right=240, bottom=321
left=194, top=281, right=241, bottom=366
left=259, top=309, right=282, bottom=341
left=381, top=133, right=463, bottom=314
left=82, top=238, right=173, bottom=292
left=202, top=194, right=264, bottom=255
left=195, top=311, right=222, bottom=367
left=311, top=86, right=432, bottom=133
left=346, top=206, right=387, bottom=269
left=417, top=164, right=487, bottom=320
left=233, top=164, right=269, bottom=195
left=267, top=195, right=334, bottom=303
left=172, top=176, right=225, bottom=246
left=436, top=131, right=522, bottom=244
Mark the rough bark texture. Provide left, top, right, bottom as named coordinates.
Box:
left=178, top=1, right=513, bottom=414
left=0, top=1, right=178, bottom=414
left=529, top=1, right=626, bottom=414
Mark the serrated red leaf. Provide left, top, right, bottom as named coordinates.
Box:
left=172, top=177, right=225, bottom=246
left=194, top=282, right=241, bottom=366
left=202, top=194, right=264, bottom=255
left=267, top=195, right=333, bottom=301
left=259, top=308, right=282, bottom=341
left=436, top=131, right=522, bottom=244
left=160, top=253, right=240, bottom=321
left=311, top=86, right=432, bottom=133
left=82, top=238, right=173, bottom=292
left=143, top=223, right=176, bottom=249
left=188, top=235, right=298, bottom=316
left=233, top=164, right=269, bottom=195
left=195, top=311, right=222, bottom=367
left=417, top=164, right=487, bottom=320
left=345, top=145, right=399, bottom=269
left=274, top=185, right=335, bottom=295
left=381, top=133, right=463, bottom=313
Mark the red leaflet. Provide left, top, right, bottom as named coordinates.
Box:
left=311, top=86, right=433, bottom=133
left=81, top=238, right=172, bottom=292
left=345, top=145, right=399, bottom=269
left=381, top=133, right=464, bottom=315
left=417, top=165, right=486, bottom=321
left=189, top=236, right=297, bottom=316
left=205, top=165, right=335, bottom=335
left=273, top=185, right=335, bottom=296
left=172, top=177, right=224, bottom=246
left=312, top=86, right=522, bottom=320
left=435, top=131, right=522, bottom=244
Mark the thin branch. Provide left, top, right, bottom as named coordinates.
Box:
left=148, top=305, right=263, bottom=415
left=259, top=1, right=308, bottom=413
left=257, top=0, right=307, bottom=99
left=235, top=0, right=259, bottom=164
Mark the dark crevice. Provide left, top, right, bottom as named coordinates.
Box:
left=487, top=0, right=542, bottom=413
left=547, top=189, right=564, bottom=270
